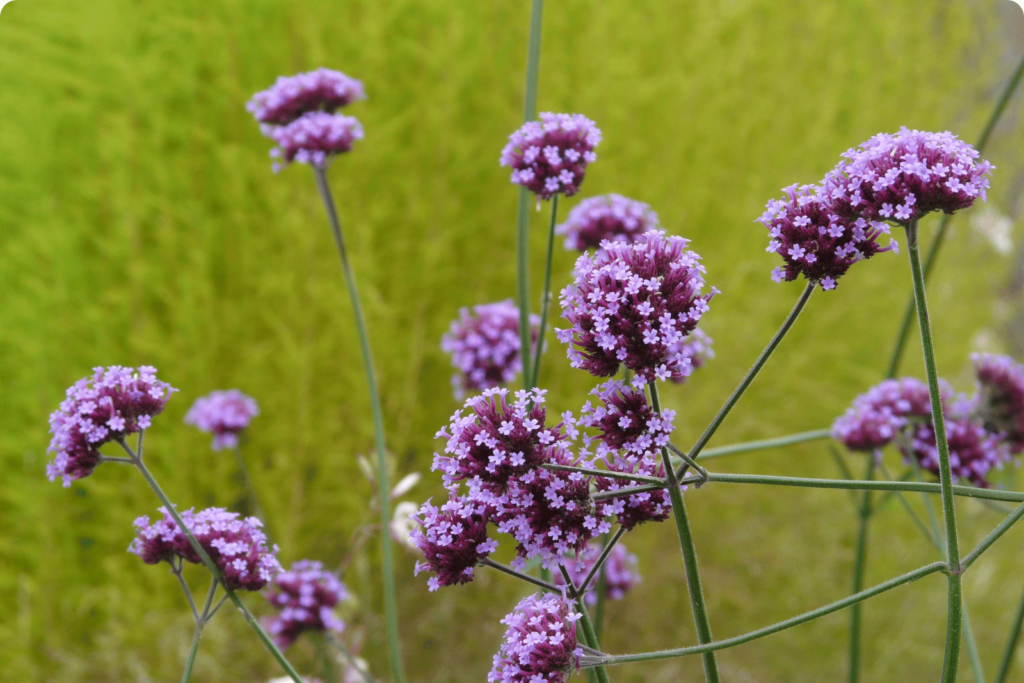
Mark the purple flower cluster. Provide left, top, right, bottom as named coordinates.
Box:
left=556, top=194, right=660, bottom=252
left=46, top=366, right=176, bottom=486
left=411, top=495, right=497, bottom=591
left=555, top=540, right=640, bottom=606
left=185, top=389, right=259, bottom=450
left=264, top=560, right=348, bottom=649
left=247, top=68, right=366, bottom=126
left=759, top=184, right=896, bottom=290
left=667, top=326, right=714, bottom=384
left=972, top=353, right=1024, bottom=453
left=500, top=113, right=601, bottom=201
left=901, top=416, right=1009, bottom=488
left=831, top=378, right=941, bottom=452
left=441, top=300, right=540, bottom=399
left=824, top=128, right=993, bottom=224
left=558, top=231, right=716, bottom=384
left=130, top=507, right=280, bottom=591
left=488, top=593, right=582, bottom=683
left=268, top=112, right=364, bottom=170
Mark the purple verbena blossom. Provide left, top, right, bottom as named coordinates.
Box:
left=411, top=495, right=497, bottom=591
left=269, top=112, right=364, bottom=171
left=667, top=327, right=714, bottom=384
left=488, top=593, right=583, bottom=683
left=129, top=507, right=281, bottom=591
left=901, top=414, right=1010, bottom=488
left=578, top=380, right=674, bottom=461
left=557, top=231, right=716, bottom=384
left=500, top=113, right=601, bottom=201
left=758, top=184, right=896, bottom=290
left=247, top=68, right=366, bottom=127
left=554, top=540, right=640, bottom=606
left=556, top=194, right=660, bottom=252
left=441, top=300, right=540, bottom=399
left=972, top=353, right=1024, bottom=453
left=824, top=128, right=993, bottom=225
left=831, top=378, right=943, bottom=452
left=592, top=455, right=674, bottom=531
left=185, top=389, right=259, bottom=450
left=47, top=365, right=176, bottom=487
left=264, top=560, right=348, bottom=649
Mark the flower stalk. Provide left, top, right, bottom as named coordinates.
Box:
left=848, top=457, right=875, bottom=683
left=531, top=194, right=559, bottom=387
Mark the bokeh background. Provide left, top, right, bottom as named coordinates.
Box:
left=3, top=0, right=1024, bottom=680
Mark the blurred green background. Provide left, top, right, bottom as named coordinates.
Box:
left=2, top=0, right=1024, bottom=680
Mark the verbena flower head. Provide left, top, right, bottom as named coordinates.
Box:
left=441, top=301, right=540, bottom=399
left=129, top=507, right=280, bottom=591
left=759, top=184, right=896, bottom=290
left=972, top=353, right=1024, bottom=453
left=500, top=113, right=601, bottom=201
left=488, top=593, right=583, bottom=683
left=832, top=377, right=946, bottom=452
left=47, top=365, right=176, bottom=486
left=555, top=540, right=640, bottom=606
left=247, top=68, right=366, bottom=126
left=593, top=456, right=673, bottom=530
left=824, top=128, right=993, bottom=224
left=579, top=380, right=674, bottom=460
left=901, top=415, right=1010, bottom=488
left=185, top=389, right=259, bottom=450
left=556, top=194, right=660, bottom=252
left=264, top=560, right=348, bottom=649
left=269, top=112, right=364, bottom=171
left=667, top=327, right=714, bottom=384
left=557, top=231, right=715, bottom=383
left=433, top=388, right=567, bottom=493
left=411, top=495, right=497, bottom=591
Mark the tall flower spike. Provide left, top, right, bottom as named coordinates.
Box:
left=268, top=112, right=364, bottom=171
left=832, top=377, right=948, bottom=452
left=554, top=540, right=640, bottom=606
left=264, top=560, right=349, bottom=649
left=185, top=389, right=260, bottom=450
left=500, top=113, right=601, bottom=201
left=824, top=127, right=993, bottom=224
left=488, top=593, right=583, bottom=683
left=557, top=230, right=716, bottom=384
left=441, top=300, right=540, bottom=399
left=758, top=183, right=896, bottom=290
left=247, top=68, right=366, bottom=127
left=46, top=365, right=176, bottom=486
left=972, top=353, right=1024, bottom=453
left=667, top=326, right=714, bottom=384
left=130, top=507, right=281, bottom=591
left=411, top=495, right=497, bottom=591
left=556, top=194, right=660, bottom=252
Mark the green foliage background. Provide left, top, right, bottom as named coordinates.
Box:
left=1, top=0, right=1024, bottom=680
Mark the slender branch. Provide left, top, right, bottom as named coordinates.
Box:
left=667, top=443, right=709, bottom=482
left=532, top=195, right=558, bottom=388
left=592, top=562, right=946, bottom=666
left=481, top=558, right=568, bottom=595
left=99, top=455, right=134, bottom=464
left=542, top=462, right=665, bottom=486
left=699, top=429, right=831, bottom=460
left=848, top=456, right=875, bottom=683
left=313, top=166, right=404, bottom=683
left=963, top=611, right=986, bottom=683
left=559, top=566, right=610, bottom=683
left=207, top=593, right=230, bottom=621
left=181, top=623, right=204, bottom=683
left=594, top=532, right=609, bottom=642
left=171, top=563, right=200, bottom=624
left=994, top=578, right=1024, bottom=683
left=326, top=632, right=376, bottom=683
left=650, top=382, right=720, bottom=683
left=877, top=464, right=941, bottom=549
left=580, top=526, right=628, bottom=601
left=232, top=445, right=267, bottom=526
left=962, top=501, right=1024, bottom=571
left=677, top=281, right=815, bottom=478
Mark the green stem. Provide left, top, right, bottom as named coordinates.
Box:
left=594, top=532, right=609, bottom=643
left=848, top=456, right=876, bottom=683
left=119, top=440, right=304, bottom=683
left=963, top=610, right=985, bottom=683
left=580, top=526, right=628, bottom=599
left=678, top=281, right=814, bottom=476
left=313, top=167, right=404, bottom=683
left=994, top=577, right=1024, bottom=683
left=885, top=51, right=1024, bottom=378
left=878, top=464, right=941, bottom=548
left=559, top=566, right=610, bottom=683
left=516, top=0, right=545, bottom=391
left=594, top=562, right=946, bottom=666
left=698, top=429, right=831, bottom=460
left=961, top=501, right=1024, bottom=571
left=904, top=219, right=962, bottom=683
left=481, top=558, right=567, bottom=594
left=232, top=445, right=267, bottom=526
left=181, top=623, right=204, bottom=683
left=531, top=195, right=559, bottom=388
left=326, top=632, right=376, bottom=683
left=650, top=382, right=720, bottom=683
left=543, top=462, right=666, bottom=485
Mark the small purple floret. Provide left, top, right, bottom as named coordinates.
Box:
left=556, top=194, right=660, bottom=252
left=185, top=389, right=259, bottom=450
left=488, top=593, right=583, bottom=683
left=411, top=495, right=497, bottom=591
left=831, top=378, right=942, bottom=452
left=268, top=112, right=364, bottom=170
left=554, top=540, right=640, bottom=606
left=972, top=353, right=1024, bottom=453
left=47, top=365, right=176, bottom=487
left=901, top=415, right=1009, bottom=488
left=264, top=560, right=348, bottom=649
left=500, top=113, right=601, bottom=201
left=247, top=68, right=366, bottom=126
left=667, top=326, right=714, bottom=384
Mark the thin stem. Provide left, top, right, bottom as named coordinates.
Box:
left=172, top=563, right=200, bottom=623
left=312, top=167, right=404, bottom=683
left=678, top=281, right=814, bottom=477
left=543, top=462, right=666, bottom=486
left=594, top=562, right=946, bottom=666
left=118, top=439, right=305, bottom=683
left=559, top=566, right=610, bottom=683
left=886, top=51, right=1024, bottom=378
left=207, top=593, right=230, bottom=620
left=878, top=464, right=941, bottom=549
left=594, top=532, right=609, bottom=642
left=699, top=429, right=831, bottom=460
left=961, top=501, right=1024, bottom=571
left=848, top=456, right=875, bottom=683
left=667, top=443, right=709, bottom=481
left=963, top=611, right=985, bottom=683
left=181, top=623, right=204, bottom=683
left=232, top=445, right=267, bottom=525
left=99, top=455, right=134, bottom=464
left=904, top=219, right=962, bottom=683
left=327, top=632, right=376, bottom=683
left=994, top=578, right=1024, bottom=683
left=481, top=558, right=568, bottom=595
left=591, top=475, right=702, bottom=502
left=650, top=382, right=720, bottom=683
left=516, top=0, right=545, bottom=391
left=580, top=526, right=628, bottom=602
left=532, top=194, right=558, bottom=388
